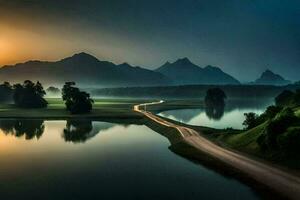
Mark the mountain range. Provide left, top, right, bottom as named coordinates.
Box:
left=0, top=52, right=291, bottom=87
left=0, top=53, right=170, bottom=87
left=155, top=58, right=240, bottom=85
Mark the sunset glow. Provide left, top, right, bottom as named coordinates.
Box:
left=0, top=36, right=16, bottom=65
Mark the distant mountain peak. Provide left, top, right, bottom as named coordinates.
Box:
left=174, top=57, right=193, bottom=65
left=62, top=52, right=99, bottom=63
left=119, top=62, right=132, bottom=68
left=262, top=69, right=275, bottom=75
left=0, top=53, right=170, bottom=87
left=260, top=69, right=282, bottom=79
left=204, top=65, right=221, bottom=70
left=254, top=69, right=291, bottom=85
left=155, top=58, right=240, bottom=85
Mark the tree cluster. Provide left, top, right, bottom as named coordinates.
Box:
left=275, top=89, right=300, bottom=107
left=46, top=86, right=61, bottom=95
left=257, top=107, right=300, bottom=154
left=62, top=82, right=94, bottom=114
left=243, top=105, right=282, bottom=130
left=0, top=119, right=44, bottom=140
left=63, top=120, right=93, bottom=143
left=204, top=88, right=226, bottom=120
left=13, top=80, right=48, bottom=108
left=204, top=88, right=227, bottom=107
left=0, top=82, right=14, bottom=103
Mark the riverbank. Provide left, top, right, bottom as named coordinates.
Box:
left=0, top=98, right=145, bottom=119
left=136, top=101, right=300, bottom=200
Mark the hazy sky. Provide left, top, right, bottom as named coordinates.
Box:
left=0, top=0, right=299, bottom=81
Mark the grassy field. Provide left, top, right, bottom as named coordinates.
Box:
left=211, top=123, right=266, bottom=155
left=0, top=98, right=151, bottom=119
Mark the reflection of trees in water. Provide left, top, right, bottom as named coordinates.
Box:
left=62, top=119, right=135, bottom=143
left=62, top=120, right=121, bottom=143
left=63, top=120, right=93, bottom=143
left=0, top=120, right=44, bottom=140
left=161, top=109, right=202, bottom=123
left=205, top=105, right=225, bottom=121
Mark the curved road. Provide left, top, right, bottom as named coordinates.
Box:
left=134, top=101, right=300, bottom=200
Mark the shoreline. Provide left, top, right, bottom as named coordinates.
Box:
left=135, top=101, right=300, bottom=200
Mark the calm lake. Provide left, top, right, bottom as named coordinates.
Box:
left=0, top=119, right=258, bottom=200
left=158, top=99, right=273, bottom=129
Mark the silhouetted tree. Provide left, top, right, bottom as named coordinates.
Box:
left=204, top=88, right=226, bottom=120
left=205, top=88, right=227, bottom=107
left=0, top=81, right=13, bottom=103
left=62, top=82, right=93, bottom=114
left=205, top=105, right=225, bottom=120
left=0, top=119, right=45, bottom=140
left=278, top=127, right=300, bottom=154
left=275, top=90, right=294, bottom=107
left=259, top=105, right=282, bottom=121
left=13, top=80, right=48, bottom=108
left=63, top=120, right=93, bottom=143
left=46, top=86, right=61, bottom=95
left=243, top=112, right=259, bottom=130
left=257, top=107, right=298, bottom=151
left=291, top=89, right=300, bottom=107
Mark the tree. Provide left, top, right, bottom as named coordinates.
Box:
left=204, top=88, right=227, bottom=107
left=257, top=107, right=298, bottom=150
left=13, top=80, right=48, bottom=108
left=275, top=90, right=294, bottom=107
left=63, top=120, right=93, bottom=143
left=291, top=89, right=300, bottom=107
left=278, top=127, right=300, bottom=154
left=0, top=119, right=44, bottom=140
left=46, top=86, right=61, bottom=95
left=204, top=88, right=226, bottom=120
left=243, top=112, right=259, bottom=130
left=62, top=82, right=94, bottom=114
left=260, top=105, right=282, bottom=121
left=205, top=105, right=225, bottom=120
left=0, top=81, right=13, bottom=103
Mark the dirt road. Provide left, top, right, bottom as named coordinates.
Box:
left=134, top=101, right=300, bottom=200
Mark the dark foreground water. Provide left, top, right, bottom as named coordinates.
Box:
left=0, top=120, right=258, bottom=200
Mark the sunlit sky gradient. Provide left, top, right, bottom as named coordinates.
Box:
left=0, top=0, right=299, bottom=81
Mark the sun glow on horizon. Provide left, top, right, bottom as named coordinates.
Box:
left=0, top=37, right=17, bottom=65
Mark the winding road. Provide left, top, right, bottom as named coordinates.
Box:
left=134, top=101, right=300, bottom=200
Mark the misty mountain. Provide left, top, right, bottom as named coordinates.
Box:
left=0, top=52, right=171, bottom=87
left=155, top=58, right=240, bottom=85
left=254, top=70, right=291, bottom=86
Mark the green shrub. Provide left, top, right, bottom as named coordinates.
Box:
left=260, top=105, right=282, bottom=121
left=278, top=127, right=300, bottom=153
left=258, top=107, right=297, bottom=150
left=275, top=90, right=294, bottom=107
left=243, top=112, right=259, bottom=130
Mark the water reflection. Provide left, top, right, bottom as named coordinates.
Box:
left=0, top=119, right=44, bottom=140
left=205, top=104, right=225, bottom=120
left=63, top=120, right=94, bottom=143
left=62, top=120, right=121, bottom=143
left=159, top=98, right=272, bottom=129
left=0, top=119, right=130, bottom=143
left=0, top=120, right=258, bottom=200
